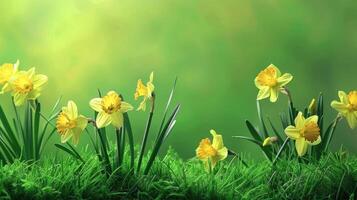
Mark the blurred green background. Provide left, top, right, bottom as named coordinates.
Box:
left=0, top=0, right=356, bottom=159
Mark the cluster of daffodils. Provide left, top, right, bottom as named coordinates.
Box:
left=0, top=60, right=48, bottom=106
left=56, top=73, right=155, bottom=145
left=254, top=64, right=355, bottom=156
left=196, top=64, right=355, bottom=170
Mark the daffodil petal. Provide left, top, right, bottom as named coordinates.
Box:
left=338, top=91, right=349, bottom=105
left=294, top=112, right=305, bottom=129
left=346, top=112, right=357, bottom=129
left=61, top=130, right=72, bottom=143
left=268, top=64, right=281, bottom=78
left=14, top=93, right=27, bottom=106
left=77, top=115, right=88, bottom=130
left=66, top=101, right=78, bottom=119
left=120, top=102, right=134, bottom=113
left=96, top=112, right=111, bottom=128
left=26, top=67, right=36, bottom=78
left=257, top=87, right=270, bottom=100
left=216, top=147, right=228, bottom=161
left=277, top=73, right=293, bottom=86
left=33, top=74, right=48, bottom=88
left=295, top=138, right=308, bottom=157
left=305, top=115, right=318, bottom=124
left=136, top=98, right=147, bottom=111
left=331, top=100, right=348, bottom=114
left=211, top=130, right=224, bottom=150
left=71, top=127, right=82, bottom=146
left=284, top=125, right=300, bottom=140
left=269, top=88, right=279, bottom=102
left=90, top=98, right=103, bottom=112
left=111, top=112, right=124, bottom=128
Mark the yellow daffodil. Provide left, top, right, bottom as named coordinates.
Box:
left=255, top=64, right=293, bottom=102
left=331, top=90, right=357, bottom=129
left=8, top=67, right=48, bottom=106
left=90, top=91, right=133, bottom=129
left=196, top=130, right=228, bottom=171
left=0, top=60, right=19, bottom=94
left=56, top=101, right=88, bottom=145
left=284, top=112, right=321, bottom=156
left=262, top=136, right=278, bottom=147
left=134, top=72, right=154, bottom=111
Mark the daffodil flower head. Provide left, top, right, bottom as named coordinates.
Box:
left=331, top=90, right=357, bottom=129
left=255, top=64, right=293, bottom=102
left=134, top=72, right=154, bottom=111
left=56, top=101, right=88, bottom=145
left=9, top=67, right=48, bottom=106
left=196, top=130, right=228, bottom=171
left=90, top=91, right=133, bottom=129
left=284, top=112, right=321, bottom=156
left=0, top=60, right=19, bottom=94
left=262, top=136, right=278, bottom=147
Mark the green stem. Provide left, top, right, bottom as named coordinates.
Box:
left=137, top=105, right=154, bottom=172
left=272, top=138, right=290, bottom=165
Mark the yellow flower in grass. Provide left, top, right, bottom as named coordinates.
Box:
left=331, top=90, right=357, bottom=129
left=56, top=101, right=88, bottom=145
left=284, top=112, right=321, bottom=157
left=9, top=67, right=48, bottom=106
left=196, top=130, right=228, bottom=171
left=0, top=60, right=19, bottom=94
left=134, top=72, right=154, bottom=111
left=90, top=91, right=133, bottom=129
left=255, top=64, right=293, bottom=102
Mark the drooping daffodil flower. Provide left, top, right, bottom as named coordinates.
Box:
left=134, top=72, right=154, bottom=111
left=90, top=91, right=133, bottom=129
left=254, top=64, right=293, bottom=102
left=331, top=90, right=357, bottom=129
left=284, top=112, right=321, bottom=156
left=262, top=136, right=278, bottom=147
left=196, top=130, right=228, bottom=171
left=56, top=101, right=88, bottom=145
left=0, top=60, right=19, bottom=94
left=9, top=67, right=48, bottom=106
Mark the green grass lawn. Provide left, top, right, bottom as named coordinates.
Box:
left=0, top=147, right=356, bottom=200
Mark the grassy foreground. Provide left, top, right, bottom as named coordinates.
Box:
left=0, top=147, right=356, bottom=200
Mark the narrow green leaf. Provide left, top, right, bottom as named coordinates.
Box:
left=267, top=117, right=284, bottom=145
left=272, top=138, right=290, bottom=165
left=0, top=104, right=21, bottom=155
left=245, top=120, right=262, bottom=142
left=66, top=142, right=84, bottom=163
left=55, top=143, right=82, bottom=161
left=232, top=136, right=261, bottom=145
left=157, top=77, right=177, bottom=137
left=144, top=104, right=180, bottom=175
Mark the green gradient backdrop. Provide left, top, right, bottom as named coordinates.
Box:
left=0, top=0, right=356, bottom=159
